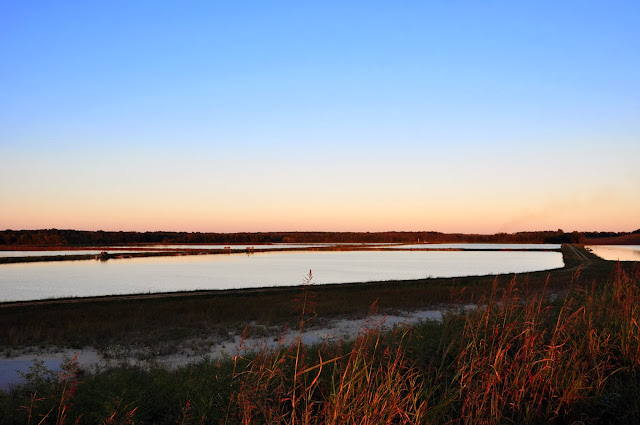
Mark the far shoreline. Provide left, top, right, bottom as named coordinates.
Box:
left=0, top=242, right=564, bottom=265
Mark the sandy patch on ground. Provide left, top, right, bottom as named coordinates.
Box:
left=1, top=308, right=446, bottom=390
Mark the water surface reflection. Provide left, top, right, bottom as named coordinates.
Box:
left=0, top=250, right=564, bottom=302
left=586, top=245, right=640, bottom=262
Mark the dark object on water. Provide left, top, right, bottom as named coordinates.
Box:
left=96, top=251, right=109, bottom=261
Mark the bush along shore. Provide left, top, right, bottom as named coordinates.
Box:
left=1, top=262, right=639, bottom=424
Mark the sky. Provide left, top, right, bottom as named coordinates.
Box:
left=1, top=1, right=639, bottom=234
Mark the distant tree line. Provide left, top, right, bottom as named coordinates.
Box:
left=584, top=229, right=640, bottom=238
left=1, top=228, right=635, bottom=246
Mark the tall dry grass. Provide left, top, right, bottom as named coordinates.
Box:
left=225, top=273, right=427, bottom=424
left=422, top=263, right=640, bottom=424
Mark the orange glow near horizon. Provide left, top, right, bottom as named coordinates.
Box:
left=2, top=152, right=639, bottom=235
left=2, top=193, right=638, bottom=234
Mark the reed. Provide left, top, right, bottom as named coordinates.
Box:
left=225, top=291, right=427, bottom=424
left=419, top=262, right=640, bottom=424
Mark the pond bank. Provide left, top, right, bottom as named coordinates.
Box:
left=1, top=306, right=447, bottom=390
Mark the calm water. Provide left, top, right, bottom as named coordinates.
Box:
left=118, top=243, right=365, bottom=250
left=381, top=243, right=561, bottom=250
left=587, top=245, right=640, bottom=261
left=0, top=250, right=156, bottom=258
left=0, top=243, right=373, bottom=258
left=0, top=250, right=564, bottom=302
left=0, top=243, right=557, bottom=258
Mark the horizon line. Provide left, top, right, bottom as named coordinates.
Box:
left=2, top=228, right=638, bottom=235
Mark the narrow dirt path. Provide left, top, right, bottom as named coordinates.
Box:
left=567, top=244, right=592, bottom=265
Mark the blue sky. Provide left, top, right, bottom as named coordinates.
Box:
left=1, top=1, right=639, bottom=232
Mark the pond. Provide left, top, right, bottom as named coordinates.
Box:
left=0, top=249, right=564, bottom=302
left=379, top=243, right=560, bottom=250
left=0, top=243, right=380, bottom=258
left=586, top=245, right=640, bottom=262
left=0, top=249, right=157, bottom=258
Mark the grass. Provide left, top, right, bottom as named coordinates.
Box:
left=1, top=253, right=639, bottom=424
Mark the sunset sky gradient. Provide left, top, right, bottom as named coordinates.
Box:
left=1, top=1, right=639, bottom=233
